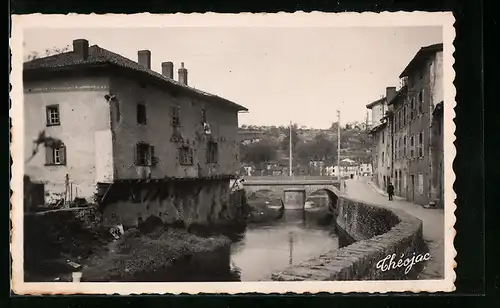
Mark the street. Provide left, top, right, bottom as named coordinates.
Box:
left=344, top=177, right=445, bottom=279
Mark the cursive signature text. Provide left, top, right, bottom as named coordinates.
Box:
left=376, top=252, right=431, bottom=275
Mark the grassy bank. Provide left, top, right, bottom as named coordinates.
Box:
left=82, top=227, right=232, bottom=282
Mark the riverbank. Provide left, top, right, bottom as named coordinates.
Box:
left=24, top=205, right=242, bottom=282
left=82, top=227, right=234, bottom=282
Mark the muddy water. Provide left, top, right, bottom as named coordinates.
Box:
left=230, top=210, right=339, bottom=281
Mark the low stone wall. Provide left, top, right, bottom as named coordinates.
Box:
left=271, top=196, right=426, bottom=281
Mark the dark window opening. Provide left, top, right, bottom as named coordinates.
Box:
left=115, top=101, right=121, bottom=123
left=403, top=106, right=407, bottom=126
left=179, top=146, right=194, bottom=165
left=418, top=132, right=424, bottom=157
left=410, top=135, right=415, bottom=158
left=410, top=98, right=415, bottom=119
left=135, top=143, right=155, bottom=166
left=171, top=106, right=180, bottom=126
left=45, top=143, right=66, bottom=166
left=201, top=108, right=207, bottom=123
left=137, top=103, right=147, bottom=125
left=403, top=136, right=407, bottom=157
left=46, top=105, right=60, bottom=126
left=207, top=141, right=218, bottom=163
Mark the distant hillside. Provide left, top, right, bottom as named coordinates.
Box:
left=238, top=122, right=373, bottom=166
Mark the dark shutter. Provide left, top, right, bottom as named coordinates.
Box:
left=133, top=143, right=138, bottom=165
left=45, top=145, right=53, bottom=165
left=59, top=145, right=66, bottom=165
left=45, top=107, right=50, bottom=126
left=150, top=145, right=155, bottom=165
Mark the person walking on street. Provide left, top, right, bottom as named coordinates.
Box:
left=387, top=181, right=394, bottom=201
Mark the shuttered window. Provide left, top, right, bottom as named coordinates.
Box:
left=45, top=143, right=66, bottom=165
left=134, top=143, right=155, bottom=166
left=207, top=141, right=218, bottom=163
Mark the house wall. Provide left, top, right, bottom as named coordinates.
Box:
left=429, top=51, right=444, bottom=109
left=428, top=51, right=444, bottom=204
left=23, top=75, right=113, bottom=203
left=370, top=103, right=386, bottom=125
left=371, top=125, right=391, bottom=190
left=392, top=54, right=443, bottom=205
left=108, top=75, right=240, bottom=180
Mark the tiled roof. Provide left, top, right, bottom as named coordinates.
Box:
left=399, top=43, right=444, bottom=78
left=23, top=45, right=248, bottom=111
left=368, top=121, right=387, bottom=134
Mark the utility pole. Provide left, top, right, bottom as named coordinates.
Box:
left=337, top=110, right=341, bottom=182
left=289, top=121, right=293, bottom=176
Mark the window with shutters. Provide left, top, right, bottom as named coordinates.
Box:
left=403, top=136, right=407, bottom=157
left=410, top=97, right=415, bottom=119
left=410, top=135, right=415, bottom=159
left=45, top=143, right=66, bottom=166
left=418, top=132, right=424, bottom=158
left=179, top=146, right=194, bottom=165
left=207, top=141, right=218, bottom=163
left=137, top=103, right=147, bottom=125
left=399, top=137, right=402, bottom=159
left=46, top=105, right=60, bottom=126
left=171, top=105, right=181, bottom=126
left=135, top=142, right=155, bottom=166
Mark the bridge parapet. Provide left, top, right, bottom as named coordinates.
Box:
left=242, top=176, right=342, bottom=209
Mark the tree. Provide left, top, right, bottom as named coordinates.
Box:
left=26, top=44, right=71, bottom=61
left=240, top=140, right=278, bottom=165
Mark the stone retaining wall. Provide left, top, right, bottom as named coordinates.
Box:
left=271, top=196, right=426, bottom=281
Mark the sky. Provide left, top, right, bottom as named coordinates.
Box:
left=23, top=26, right=442, bottom=129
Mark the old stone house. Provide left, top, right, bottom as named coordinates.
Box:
left=389, top=43, right=444, bottom=207
left=366, top=87, right=396, bottom=190
left=23, top=38, right=248, bottom=226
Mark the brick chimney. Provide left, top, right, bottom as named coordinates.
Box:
left=178, top=62, right=188, bottom=85
left=161, top=62, right=174, bottom=79
left=73, top=39, right=89, bottom=61
left=138, top=50, right=151, bottom=70
left=386, top=86, right=397, bottom=103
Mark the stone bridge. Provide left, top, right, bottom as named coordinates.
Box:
left=242, top=176, right=343, bottom=210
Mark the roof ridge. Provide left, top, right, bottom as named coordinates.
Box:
left=23, top=43, right=248, bottom=111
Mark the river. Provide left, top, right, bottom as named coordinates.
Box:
left=230, top=209, right=339, bottom=281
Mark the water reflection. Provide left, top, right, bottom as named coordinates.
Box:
left=230, top=210, right=338, bottom=281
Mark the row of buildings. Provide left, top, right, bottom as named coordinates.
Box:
left=23, top=38, right=247, bottom=226
left=239, top=159, right=372, bottom=178
left=366, top=43, right=444, bottom=207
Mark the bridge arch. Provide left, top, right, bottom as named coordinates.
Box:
left=305, top=187, right=339, bottom=212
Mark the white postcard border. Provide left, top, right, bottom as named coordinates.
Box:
left=10, top=11, right=457, bottom=294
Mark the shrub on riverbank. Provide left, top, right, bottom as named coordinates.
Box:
left=81, top=227, right=232, bottom=282
left=24, top=207, right=113, bottom=279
